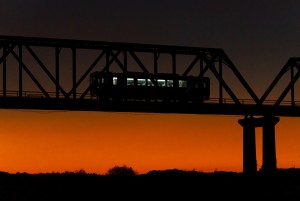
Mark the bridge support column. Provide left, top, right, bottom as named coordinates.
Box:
left=238, top=116, right=257, bottom=174
left=238, top=115, right=280, bottom=174
left=261, top=116, right=279, bottom=173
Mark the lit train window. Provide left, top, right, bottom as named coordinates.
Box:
left=166, top=80, right=173, bottom=87
left=179, top=80, right=187, bottom=88
left=147, top=79, right=155, bottom=86
left=113, top=77, right=118, bottom=85
left=126, top=78, right=134, bottom=86
left=137, top=78, right=146, bottom=86
left=157, top=79, right=166, bottom=87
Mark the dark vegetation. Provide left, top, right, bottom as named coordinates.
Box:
left=1, top=166, right=300, bottom=200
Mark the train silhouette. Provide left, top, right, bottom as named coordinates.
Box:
left=90, top=71, right=210, bottom=102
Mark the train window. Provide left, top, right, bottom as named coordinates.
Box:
left=147, top=79, right=155, bottom=86
left=127, top=78, right=134, bottom=86
left=203, top=82, right=206, bottom=88
left=137, top=78, right=146, bottom=86
left=113, top=77, right=118, bottom=85
left=179, top=80, right=187, bottom=88
left=166, top=80, right=173, bottom=87
left=157, top=79, right=166, bottom=87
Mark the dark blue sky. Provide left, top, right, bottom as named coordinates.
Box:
left=1, top=0, right=300, bottom=97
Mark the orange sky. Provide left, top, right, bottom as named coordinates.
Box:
left=0, top=109, right=299, bottom=175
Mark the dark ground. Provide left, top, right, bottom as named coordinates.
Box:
left=1, top=168, right=300, bottom=200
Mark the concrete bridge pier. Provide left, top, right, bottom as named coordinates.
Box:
left=238, top=115, right=279, bottom=174
left=261, top=116, right=279, bottom=173
left=238, top=116, right=257, bottom=174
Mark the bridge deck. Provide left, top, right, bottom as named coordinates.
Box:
left=0, top=96, right=299, bottom=117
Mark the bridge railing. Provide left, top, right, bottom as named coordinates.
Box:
left=207, top=98, right=300, bottom=106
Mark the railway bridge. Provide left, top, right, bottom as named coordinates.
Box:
left=1, top=35, right=300, bottom=174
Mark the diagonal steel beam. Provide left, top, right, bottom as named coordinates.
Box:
left=25, top=45, right=68, bottom=97
left=78, top=50, right=122, bottom=99
left=128, top=51, right=151, bottom=74
left=0, top=44, right=17, bottom=64
left=260, top=58, right=293, bottom=103
left=67, top=50, right=106, bottom=98
left=11, top=50, right=50, bottom=98
left=182, top=55, right=201, bottom=77
left=128, top=51, right=158, bottom=86
left=202, top=55, right=241, bottom=104
left=107, top=50, right=127, bottom=72
left=221, top=51, right=260, bottom=104
left=275, top=69, right=300, bottom=106
left=100, top=49, right=122, bottom=73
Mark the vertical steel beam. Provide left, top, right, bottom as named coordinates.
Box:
left=123, top=50, right=127, bottom=73
left=154, top=52, right=158, bottom=75
left=203, top=57, right=240, bottom=104
left=18, top=45, right=23, bottom=98
left=55, top=47, right=60, bottom=99
left=72, top=48, right=76, bottom=99
left=3, top=46, right=6, bottom=97
left=219, top=56, right=223, bottom=104
left=106, top=50, right=110, bottom=73
left=172, top=53, right=176, bottom=75
left=200, top=57, right=203, bottom=77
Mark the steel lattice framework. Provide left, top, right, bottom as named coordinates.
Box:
left=0, top=35, right=300, bottom=116
left=260, top=57, right=300, bottom=106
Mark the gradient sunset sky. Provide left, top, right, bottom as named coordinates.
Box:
left=1, top=0, right=300, bottom=174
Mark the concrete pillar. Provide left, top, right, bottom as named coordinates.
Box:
left=261, top=116, right=279, bottom=173
left=238, top=116, right=257, bottom=174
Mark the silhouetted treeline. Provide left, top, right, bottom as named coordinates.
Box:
left=0, top=168, right=300, bottom=200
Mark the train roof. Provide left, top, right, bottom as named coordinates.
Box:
left=91, top=71, right=179, bottom=77
left=90, top=71, right=209, bottom=79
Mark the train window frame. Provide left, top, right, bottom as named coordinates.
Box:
left=179, top=80, right=187, bottom=88
left=126, top=78, right=135, bottom=86
left=137, top=78, right=147, bottom=86
left=157, top=79, right=166, bottom=87
left=166, top=80, right=173, bottom=87
left=147, top=79, right=155, bottom=86
left=113, top=77, right=118, bottom=85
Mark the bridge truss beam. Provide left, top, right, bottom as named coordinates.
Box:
left=260, top=57, right=300, bottom=106
left=0, top=35, right=259, bottom=107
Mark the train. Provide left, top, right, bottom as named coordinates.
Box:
left=89, top=71, right=210, bottom=102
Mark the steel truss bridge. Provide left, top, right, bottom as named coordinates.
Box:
left=1, top=35, right=300, bottom=174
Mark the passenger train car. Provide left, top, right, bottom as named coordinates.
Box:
left=89, top=71, right=210, bottom=102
